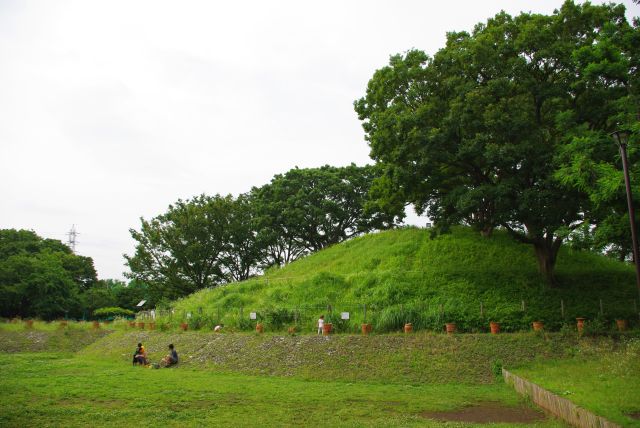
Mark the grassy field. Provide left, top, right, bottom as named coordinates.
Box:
left=166, top=227, right=637, bottom=333
left=3, top=328, right=639, bottom=427
left=0, top=352, right=563, bottom=428
left=513, top=338, right=640, bottom=427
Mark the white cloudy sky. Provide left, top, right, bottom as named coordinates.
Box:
left=1, top=0, right=638, bottom=280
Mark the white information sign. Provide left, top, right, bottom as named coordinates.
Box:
left=341, top=312, right=350, bottom=320
left=186, top=312, right=192, bottom=318
left=250, top=312, right=257, bottom=320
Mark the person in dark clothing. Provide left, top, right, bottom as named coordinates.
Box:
left=159, top=344, right=178, bottom=367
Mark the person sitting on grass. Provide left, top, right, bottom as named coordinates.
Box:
left=159, top=344, right=178, bottom=368
left=133, top=342, right=147, bottom=366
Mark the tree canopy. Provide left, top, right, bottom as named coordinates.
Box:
left=0, top=229, right=98, bottom=319
left=125, top=165, right=397, bottom=299
left=354, top=0, right=639, bottom=285
left=250, top=164, right=398, bottom=267
left=125, top=194, right=236, bottom=301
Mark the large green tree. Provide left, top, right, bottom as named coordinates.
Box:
left=125, top=193, right=267, bottom=299
left=251, top=164, right=398, bottom=266
left=355, top=1, right=638, bottom=285
left=222, top=193, right=263, bottom=282
left=0, top=229, right=97, bottom=319
left=125, top=194, right=234, bottom=300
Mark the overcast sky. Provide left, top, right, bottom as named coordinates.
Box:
left=1, top=0, right=638, bottom=280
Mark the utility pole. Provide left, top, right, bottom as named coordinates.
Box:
left=66, top=225, right=79, bottom=252
left=611, top=130, right=640, bottom=302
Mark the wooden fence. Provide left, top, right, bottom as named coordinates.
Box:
left=502, top=369, right=621, bottom=428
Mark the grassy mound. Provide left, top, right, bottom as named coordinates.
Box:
left=168, top=227, right=637, bottom=332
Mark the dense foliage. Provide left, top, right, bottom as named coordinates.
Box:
left=0, top=229, right=152, bottom=319
left=0, top=229, right=97, bottom=319
left=251, top=164, right=399, bottom=267
left=125, top=165, right=397, bottom=301
left=354, top=1, right=639, bottom=285
left=125, top=194, right=240, bottom=301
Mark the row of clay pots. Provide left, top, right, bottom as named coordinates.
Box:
left=123, top=318, right=634, bottom=334
left=532, top=318, right=630, bottom=332
left=24, top=320, right=106, bottom=330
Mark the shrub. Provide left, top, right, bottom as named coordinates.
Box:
left=93, top=307, right=135, bottom=319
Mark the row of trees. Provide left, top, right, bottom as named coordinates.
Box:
left=355, top=0, right=639, bottom=285
left=0, top=229, right=148, bottom=319
left=125, top=164, right=399, bottom=302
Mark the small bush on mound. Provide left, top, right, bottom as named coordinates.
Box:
left=92, top=307, right=135, bottom=319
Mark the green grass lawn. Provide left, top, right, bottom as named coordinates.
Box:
left=513, top=338, right=640, bottom=427
left=0, top=352, right=564, bottom=427
left=4, top=328, right=638, bottom=427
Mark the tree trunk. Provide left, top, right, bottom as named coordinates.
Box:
left=533, top=238, right=562, bottom=286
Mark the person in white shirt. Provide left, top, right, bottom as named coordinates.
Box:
left=317, top=315, right=325, bottom=335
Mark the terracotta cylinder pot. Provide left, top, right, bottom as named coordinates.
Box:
left=322, top=323, right=333, bottom=336
left=137, top=322, right=145, bottom=330
left=25, top=320, right=34, bottom=329
left=404, top=323, right=413, bottom=334
left=489, top=322, right=500, bottom=334
left=576, top=317, right=586, bottom=333
left=532, top=321, right=544, bottom=332
left=59, top=320, right=68, bottom=328
left=148, top=322, right=156, bottom=330
left=616, top=319, right=628, bottom=331
left=128, top=321, right=136, bottom=328
left=180, top=322, right=188, bottom=331
left=255, top=323, right=264, bottom=333
left=288, top=326, right=296, bottom=335
left=361, top=323, right=372, bottom=335
left=92, top=321, right=100, bottom=329
left=445, top=323, right=456, bottom=335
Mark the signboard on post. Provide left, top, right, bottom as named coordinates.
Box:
left=250, top=312, right=257, bottom=320
left=341, top=312, right=350, bottom=320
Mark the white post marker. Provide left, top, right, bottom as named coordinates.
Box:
left=250, top=312, right=257, bottom=320
left=341, top=312, right=350, bottom=320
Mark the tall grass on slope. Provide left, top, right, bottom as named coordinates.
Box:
left=163, top=227, right=637, bottom=333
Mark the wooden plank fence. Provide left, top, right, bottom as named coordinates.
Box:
left=502, top=369, right=621, bottom=428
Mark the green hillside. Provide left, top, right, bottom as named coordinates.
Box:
left=166, top=227, right=637, bottom=333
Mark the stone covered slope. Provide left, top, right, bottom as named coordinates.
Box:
left=77, top=330, right=610, bottom=384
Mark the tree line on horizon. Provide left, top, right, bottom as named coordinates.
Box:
left=0, top=229, right=148, bottom=320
